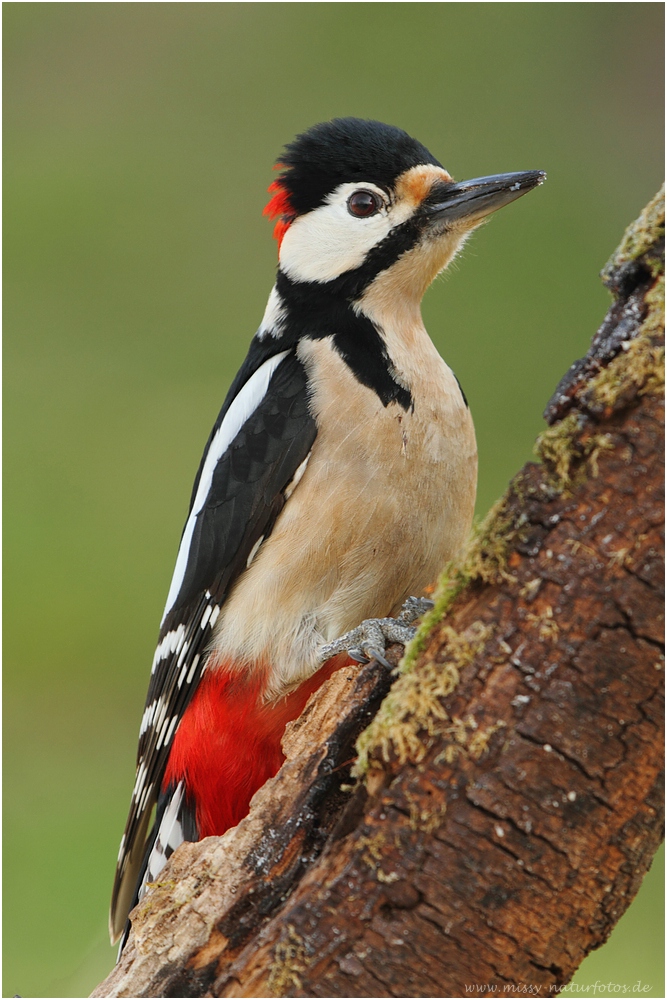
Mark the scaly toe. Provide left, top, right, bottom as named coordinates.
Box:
left=397, top=596, right=435, bottom=625
left=319, top=613, right=423, bottom=667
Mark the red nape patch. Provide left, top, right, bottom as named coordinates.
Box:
left=263, top=175, right=297, bottom=250
left=163, top=654, right=351, bottom=838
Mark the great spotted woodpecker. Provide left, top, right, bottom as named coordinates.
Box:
left=110, top=117, right=544, bottom=944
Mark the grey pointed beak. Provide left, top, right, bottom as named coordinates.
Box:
left=423, top=170, right=546, bottom=225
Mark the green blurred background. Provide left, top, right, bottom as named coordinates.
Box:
left=4, top=3, right=664, bottom=997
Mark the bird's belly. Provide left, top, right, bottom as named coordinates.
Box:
left=212, top=341, right=477, bottom=698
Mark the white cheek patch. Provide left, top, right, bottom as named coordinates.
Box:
left=279, top=182, right=408, bottom=284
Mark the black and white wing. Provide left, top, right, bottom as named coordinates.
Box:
left=110, top=343, right=317, bottom=941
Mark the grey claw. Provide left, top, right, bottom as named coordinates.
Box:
left=348, top=647, right=370, bottom=664
left=366, top=647, right=392, bottom=669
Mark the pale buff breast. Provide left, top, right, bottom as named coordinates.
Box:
left=212, top=332, right=477, bottom=698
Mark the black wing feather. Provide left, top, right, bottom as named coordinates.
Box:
left=110, top=348, right=316, bottom=941
left=186, top=335, right=294, bottom=515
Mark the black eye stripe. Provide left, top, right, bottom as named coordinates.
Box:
left=347, top=189, right=382, bottom=218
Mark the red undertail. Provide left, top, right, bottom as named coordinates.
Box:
left=163, top=654, right=352, bottom=837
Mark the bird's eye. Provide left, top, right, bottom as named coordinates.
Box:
left=347, top=190, right=382, bottom=218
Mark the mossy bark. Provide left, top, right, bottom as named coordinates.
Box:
left=93, top=190, right=664, bottom=1000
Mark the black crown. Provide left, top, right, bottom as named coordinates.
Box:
left=276, top=117, right=442, bottom=216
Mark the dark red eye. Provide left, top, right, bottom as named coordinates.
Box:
left=347, top=189, right=382, bottom=218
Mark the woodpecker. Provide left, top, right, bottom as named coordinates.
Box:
left=110, top=117, right=544, bottom=944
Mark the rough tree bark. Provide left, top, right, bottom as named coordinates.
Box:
left=94, top=190, right=665, bottom=999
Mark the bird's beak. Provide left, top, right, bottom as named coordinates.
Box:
left=423, top=170, right=546, bottom=226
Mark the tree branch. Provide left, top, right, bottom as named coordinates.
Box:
left=93, top=189, right=664, bottom=999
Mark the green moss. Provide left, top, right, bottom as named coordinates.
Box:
left=267, top=925, right=309, bottom=997
left=133, top=878, right=184, bottom=923
left=355, top=830, right=399, bottom=881
left=534, top=414, right=615, bottom=491
left=467, top=719, right=507, bottom=759
left=601, top=185, right=665, bottom=285
left=400, top=492, right=529, bottom=676
left=590, top=274, right=665, bottom=410
left=355, top=620, right=492, bottom=774
left=357, top=830, right=386, bottom=865
left=431, top=716, right=507, bottom=767
left=536, top=207, right=664, bottom=484
left=525, top=604, right=559, bottom=643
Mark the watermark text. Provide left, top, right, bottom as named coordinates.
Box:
left=463, top=982, right=653, bottom=996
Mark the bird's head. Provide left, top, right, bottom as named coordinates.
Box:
left=265, top=118, right=545, bottom=313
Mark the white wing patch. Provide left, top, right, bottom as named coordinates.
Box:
left=141, top=781, right=186, bottom=898
left=161, top=350, right=290, bottom=623
left=151, top=625, right=187, bottom=674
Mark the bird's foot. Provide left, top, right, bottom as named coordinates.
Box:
left=319, top=596, right=434, bottom=668
left=395, top=595, right=434, bottom=625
